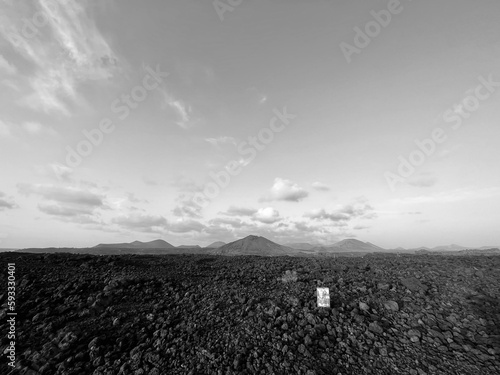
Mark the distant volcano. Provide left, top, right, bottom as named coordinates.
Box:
left=312, top=239, right=385, bottom=253
left=210, top=235, right=294, bottom=256
left=94, top=239, right=175, bottom=249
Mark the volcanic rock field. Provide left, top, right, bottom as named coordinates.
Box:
left=1, top=252, right=499, bottom=375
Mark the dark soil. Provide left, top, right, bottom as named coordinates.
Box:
left=1, top=252, right=499, bottom=374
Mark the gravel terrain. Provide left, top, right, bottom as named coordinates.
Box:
left=1, top=252, right=499, bottom=374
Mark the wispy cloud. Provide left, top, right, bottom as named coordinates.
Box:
left=312, top=181, right=330, bottom=191
left=0, top=54, right=17, bottom=75
left=0, top=0, right=120, bottom=115
left=158, top=86, right=196, bottom=129
left=247, top=87, right=267, bottom=105
left=22, top=121, right=58, bottom=137
left=392, top=187, right=500, bottom=205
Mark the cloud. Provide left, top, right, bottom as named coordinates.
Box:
left=304, top=209, right=349, bottom=222
left=22, top=121, right=58, bottom=137
left=260, top=178, right=309, bottom=202
left=0, top=192, right=18, bottom=210
left=294, top=221, right=313, bottom=232
left=171, top=176, right=206, bottom=218
left=0, top=1, right=120, bottom=115
left=231, top=220, right=341, bottom=245
left=167, top=219, right=205, bottom=233
left=312, top=181, right=330, bottom=191
left=37, top=163, right=73, bottom=182
left=305, top=199, right=376, bottom=223
left=171, top=175, right=204, bottom=193
left=17, top=183, right=105, bottom=223
left=0, top=54, right=17, bottom=75
left=172, top=198, right=203, bottom=219
left=126, top=192, right=148, bottom=204
left=18, top=183, right=104, bottom=206
left=341, top=201, right=376, bottom=219
left=393, top=187, right=500, bottom=205
left=292, top=220, right=330, bottom=234
left=107, top=192, right=149, bottom=211
left=112, top=213, right=167, bottom=233
left=407, top=172, right=438, bottom=188
left=221, top=206, right=257, bottom=217
left=208, top=217, right=243, bottom=228
left=253, top=207, right=281, bottom=224
left=0, top=120, right=57, bottom=139
left=170, top=100, right=191, bottom=127
left=158, top=86, right=196, bottom=129
left=205, top=136, right=237, bottom=148
left=353, top=225, right=370, bottom=230
left=38, top=202, right=95, bottom=217
left=190, top=216, right=348, bottom=246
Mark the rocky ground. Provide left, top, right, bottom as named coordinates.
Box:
left=1, top=252, right=499, bottom=375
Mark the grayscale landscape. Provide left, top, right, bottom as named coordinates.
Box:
left=1, top=0, right=500, bottom=374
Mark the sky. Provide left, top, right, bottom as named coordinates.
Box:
left=1, top=0, right=500, bottom=249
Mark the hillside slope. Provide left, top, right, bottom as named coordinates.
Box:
left=210, top=235, right=296, bottom=256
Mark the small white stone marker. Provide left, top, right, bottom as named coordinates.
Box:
left=317, top=287, right=330, bottom=307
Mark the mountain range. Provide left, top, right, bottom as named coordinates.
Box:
left=95, top=239, right=174, bottom=249
left=16, top=236, right=500, bottom=256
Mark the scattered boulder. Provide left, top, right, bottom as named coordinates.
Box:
left=383, top=301, right=399, bottom=311
left=400, top=277, right=428, bottom=292
left=359, top=302, right=370, bottom=311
